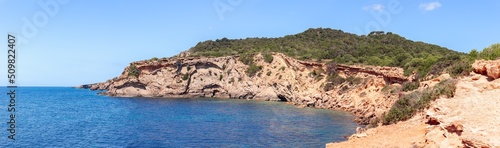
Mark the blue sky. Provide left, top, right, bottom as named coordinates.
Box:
left=0, top=0, right=499, bottom=86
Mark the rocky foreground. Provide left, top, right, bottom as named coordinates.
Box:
left=327, top=59, right=500, bottom=148
left=81, top=53, right=410, bottom=124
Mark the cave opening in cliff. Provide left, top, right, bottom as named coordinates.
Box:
left=277, top=95, right=288, bottom=102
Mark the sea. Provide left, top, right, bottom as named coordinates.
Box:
left=0, top=87, right=357, bottom=148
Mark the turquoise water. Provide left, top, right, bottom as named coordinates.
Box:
left=0, top=87, right=357, bottom=147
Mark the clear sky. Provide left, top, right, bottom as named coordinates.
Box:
left=1, top=0, right=499, bottom=86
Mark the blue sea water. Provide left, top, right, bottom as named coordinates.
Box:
left=0, top=87, right=357, bottom=147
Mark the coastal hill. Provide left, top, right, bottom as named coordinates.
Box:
left=81, top=28, right=500, bottom=147
left=188, top=28, right=464, bottom=77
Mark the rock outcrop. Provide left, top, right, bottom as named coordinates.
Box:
left=473, top=59, right=500, bottom=79
left=83, top=53, right=411, bottom=124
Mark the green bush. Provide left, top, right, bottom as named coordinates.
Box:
left=383, top=93, right=419, bottom=124
left=345, top=76, right=362, bottom=85
left=383, top=79, right=457, bottom=125
left=323, top=73, right=345, bottom=91
left=401, top=81, right=420, bottom=92
left=428, top=54, right=461, bottom=76
left=219, top=75, right=223, bottom=81
left=279, top=66, right=286, bottom=71
left=246, top=64, right=262, bottom=77
left=328, top=74, right=345, bottom=86
left=448, top=60, right=472, bottom=77
left=128, top=64, right=140, bottom=77
left=478, top=43, right=500, bottom=60
left=266, top=71, right=272, bottom=76
left=263, top=52, right=273, bottom=63
left=182, top=73, right=189, bottom=80
left=239, top=53, right=255, bottom=65
left=150, top=57, right=159, bottom=61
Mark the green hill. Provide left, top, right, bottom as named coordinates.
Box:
left=187, top=28, right=466, bottom=79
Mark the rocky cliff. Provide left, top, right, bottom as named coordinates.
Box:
left=83, top=53, right=412, bottom=124
left=327, top=59, right=500, bottom=148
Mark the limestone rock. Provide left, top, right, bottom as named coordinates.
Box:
left=473, top=59, right=500, bottom=79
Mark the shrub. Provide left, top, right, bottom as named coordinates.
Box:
left=182, top=73, right=189, bottom=80
left=187, top=66, right=192, bottom=71
left=222, top=64, right=226, bottom=70
left=359, top=92, right=367, bottom=97
left=324, top=73, right=345, bottom=91
left=478, top=43, right=500, bottom=60
left=150, top=57, right=159, bottom=61
left=263, top=52, right=273, bottom=63
left=309, top=69, right=324, bottom=81
left=229, top=77, right=235, bottom=83
left=427, top=54, right=460, bottom=76
left=246, top=64, right=262, bottom=77
left=219, top=75, right=223, bottom=81
left=279, top=66, right=286, bottom=71
left=266, top=71, right=272, bottom=76
left=345, top=76, right=362, bottom=85
left=367, top=118, right=380, bottom=128
left=128, top=64, right=140, bottom=77
left=401, top=81, right=420, bottom=92
left=338, top=85, right=350, bottom=95
left=383, top=79, right=457, bottom=125
left=239, top=53, right=254, bottom=65
left=328, top=74, right=345, bottom=86
left=383, top=93, right=419, bottom=124
left=448, top=60, right=472, bottom=77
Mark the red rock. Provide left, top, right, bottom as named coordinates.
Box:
left=473, top=59, right=500, bottom=79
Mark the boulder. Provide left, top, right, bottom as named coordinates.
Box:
left=473, top=59, right=500, bottom=79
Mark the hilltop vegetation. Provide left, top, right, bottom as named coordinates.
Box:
left=188, top=28, right=465, bottom=79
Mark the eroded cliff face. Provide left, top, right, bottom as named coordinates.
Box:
left=84, top=53, right=411, bottom=124
left=327, top=59, right=500, bottom=148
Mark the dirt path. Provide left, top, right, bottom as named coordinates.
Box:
left=326, top=118, right=426, bottom=148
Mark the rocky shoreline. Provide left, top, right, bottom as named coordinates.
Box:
left=80, top=53, right=412, bottom=125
